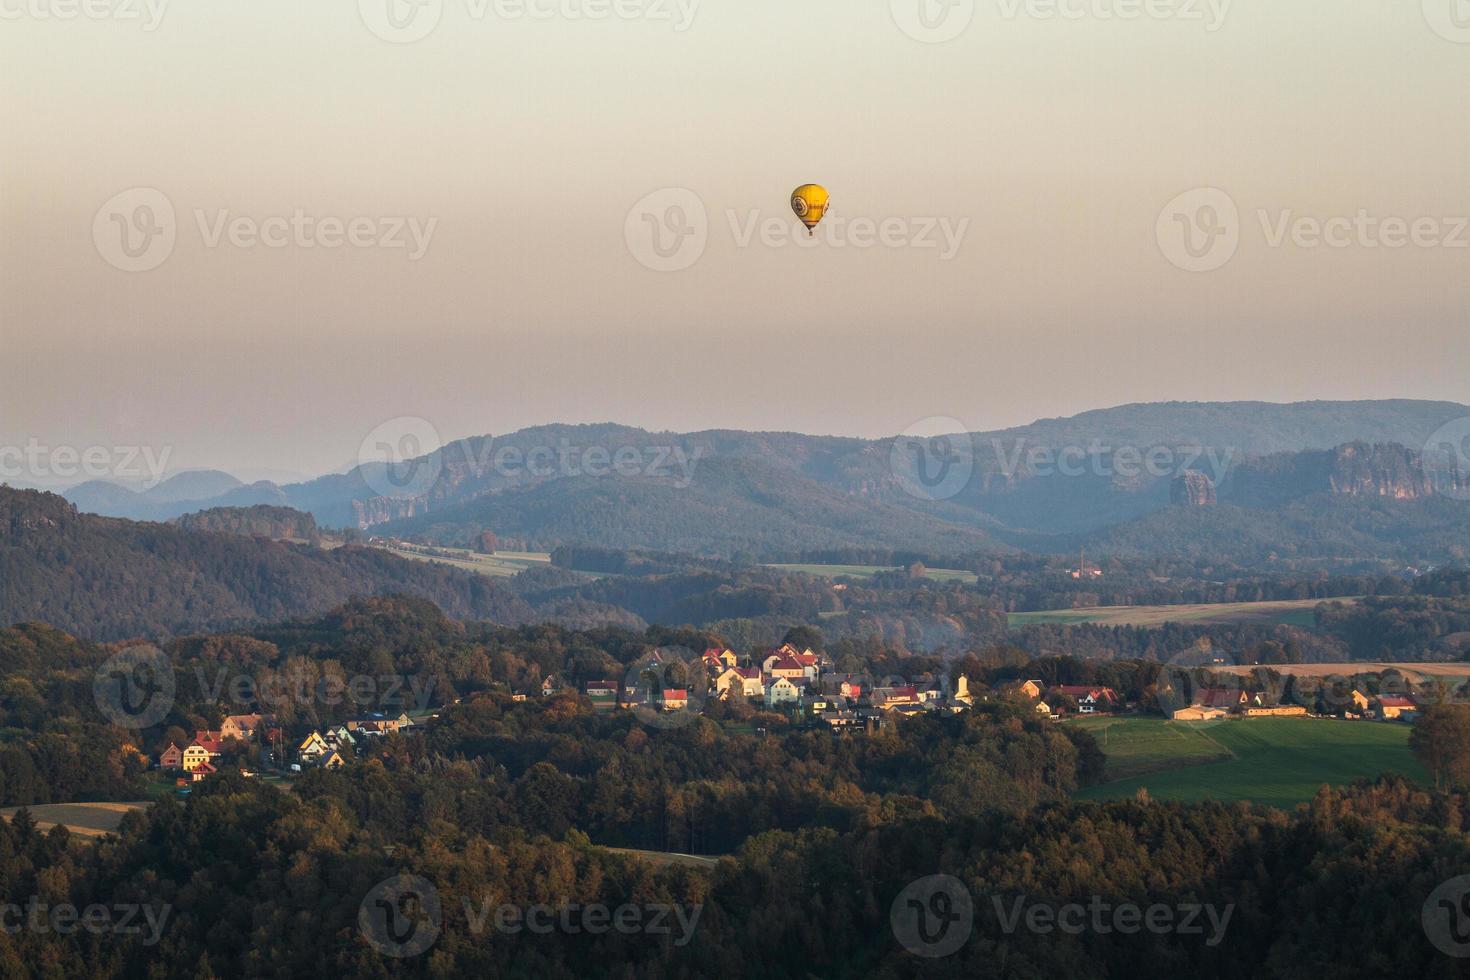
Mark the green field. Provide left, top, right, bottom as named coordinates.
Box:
left=374, top=544, right=552, bottom=578
left=1008, top=597, right=1356, bottom=630
left=766, top=563, right=978, bottom=585
left=1072, top=716, right=1425, bottom=809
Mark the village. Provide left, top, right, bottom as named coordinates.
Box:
left=148, top=644, right=1433, bottom=787
left=573, top=644, right=1437, bottom=730
left=152, top=711, right=423, bottom=788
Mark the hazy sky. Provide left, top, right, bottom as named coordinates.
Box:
left=2, top=1, right=1467, bottom=482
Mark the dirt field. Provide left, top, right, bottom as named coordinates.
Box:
left=1007, top=597, right=1356, bottom=629
left=0, top=802, right=152, bottom=838
left=601, top=847, right=722, bottom=870
left=1213, top=662, right=1470, bottom=682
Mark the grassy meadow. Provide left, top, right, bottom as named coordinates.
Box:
left=1072, top=716, right=1425, bottom=809
left=1008, top=597, right=1356, bottom=630
left=766, top=563, right=979, bottom=584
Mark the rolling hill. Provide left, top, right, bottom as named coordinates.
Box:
left=0, top=487, right=532, bottom=641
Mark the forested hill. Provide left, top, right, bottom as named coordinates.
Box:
left=0, top=487, right=532, bottom=641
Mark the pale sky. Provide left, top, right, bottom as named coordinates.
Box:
left=1, top=1, right=1467, bottom=481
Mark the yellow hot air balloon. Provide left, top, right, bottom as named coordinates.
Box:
left=790, top=184, right=830, bottom=236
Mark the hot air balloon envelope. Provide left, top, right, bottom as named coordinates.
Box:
left=790, top=184, right=830, bottom=235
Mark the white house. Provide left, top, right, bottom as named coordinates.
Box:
left=766, top=676, right=800, bottom=707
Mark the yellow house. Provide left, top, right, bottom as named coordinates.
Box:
left=1349, top=690, right=1370, bottom=712
left=1033, top=701, right=1053, bottom=717
left=703, top=648, right=738, bottom=669
left=318, top=749, right=347, bottom=770
left=220, top=713, right=265, bottom=742
left=1171, top=706, right=1228, bottom=721
left=1018, top=680, right=1043, bottom=699
left=181, top=744, right=213, bottom=771
left=298, top=731, right=328, bottom=758
left=716, top=667, right=764, bottom=698
left=1374, top=696, right=1416, bottom=720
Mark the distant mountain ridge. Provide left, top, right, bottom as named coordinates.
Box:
left=51, top=399, right=1470, bottom=558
